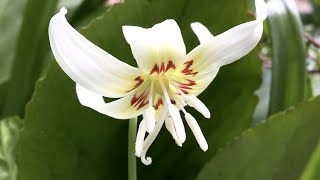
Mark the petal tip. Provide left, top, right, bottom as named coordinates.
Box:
left=255, top=0, right=268, bottom=20
left=60, top=7, right=68, bottom=15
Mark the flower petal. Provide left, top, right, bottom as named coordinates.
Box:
left=76, top=83, right=149, bottom=119
left=122, top=19, right=186, bottom=74
left=49, top=8, right=143, bottom=98
left=191, top=22, right=214, bottom=44
left=185, top=0, right=267, bottom=75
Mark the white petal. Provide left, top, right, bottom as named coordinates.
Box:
left=186, top=0, right=267, bottom=75
left=135, top=120, right=146, bottom=157
left=171, top=67, right=219, bottom=96
left=49, top=8, right=143, bottom=98
left=168, top=104, right=186, bottom=143
left=191, top=22, right=214, bottom=44
left=165, top=117, right=182, bottom=147
left=185, top=113, right=208, bottom=151
left=144, top=107, right=156, bottom=133
left=122, top=19, right=186, bottom=73
left=76, top=84, right=148, bottom=119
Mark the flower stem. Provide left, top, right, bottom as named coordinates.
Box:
left=128, top=117, right=137, bottom=180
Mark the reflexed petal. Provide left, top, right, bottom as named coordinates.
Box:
left=191, top=22, right=214, bottom=44
left=185, top=0, right=267, bottom=75
left=49, top=8, right=143, bottom=98
left=76, top=84, right=149, bottom=119
left=122, top=19, right=186, bottom=73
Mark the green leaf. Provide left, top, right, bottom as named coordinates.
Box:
left=300, top=139, right=320, bottom=180
left=17, top=0, right=262, bottom=179
left=0, top=116, right=22, bottom=180
left=68, top=0, right=106, bottom=27
left=267, top=0, right=307, bottom=115
left=196, top=96, right=320, bottom=180
left=2, top=0, right=59, bottom=117
left=18, top=62, right=129, bottom=180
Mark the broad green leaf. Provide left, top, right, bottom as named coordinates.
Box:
left=68, top=0, right=106, bottom=27
left=2, top=0, right=59, bottom=117
left=196, top=96, right=320, bottom=180
left=300, top=139, right=320, bottom=180
left=18, top=62, right=129, bottom=180
left=0, top=116, right=22, bottom=180
left=18, top=0, right=262, bottom=179
left=267, top=0, right=306, bottom=115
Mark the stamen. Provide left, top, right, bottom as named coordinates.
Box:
left=170, top=81, right=211, bottom=119
left=144, top=108, right=155, bottom=133
left=185, top=95, right=211, bottom=119
left=140, top=103, right=168, bottom=165
left=145, top=81, right=155, bottom=133
left=135, top=120, right=146, bottom=157
left=184, top=113, right=208, bottom=151
left=159, top=78, right=186, bottom=143
left=165, top=117, right=182, bottom=147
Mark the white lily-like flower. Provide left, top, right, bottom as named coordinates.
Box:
left=49, top=0, right=267, bottom=165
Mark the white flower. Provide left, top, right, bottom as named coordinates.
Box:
left=48, top=0, right=267, bottom=165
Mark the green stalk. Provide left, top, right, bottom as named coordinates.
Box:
left=128, top=117, right=137, bottom=180
left=267, top=0, right=306, bottom=116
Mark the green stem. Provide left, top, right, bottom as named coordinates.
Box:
left=128, top=117, right=137, bottom=180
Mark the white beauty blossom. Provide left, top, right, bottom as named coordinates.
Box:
left=48, top=0, right=267, bottom=165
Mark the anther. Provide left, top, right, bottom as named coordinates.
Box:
left=165, top=117, right=182, bottom=147
left=184, top=113, right=208, bottom=151
left=185, top=95, right=211, bottom=119
left=135, top=120, right=146, bottom=157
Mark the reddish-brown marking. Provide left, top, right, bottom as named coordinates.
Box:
left=150, top=60, right=176, bottom=74
left=131, top=90, right=149, bottom=110
left=126, top=76, right=144, bottom=93
left=153, top=98, right=175, bottom=109
left=154, top=98, right=163, bottom=110
left=177, top=79, right=197, bottom=94
left=181, top=60, right=198, bottom=76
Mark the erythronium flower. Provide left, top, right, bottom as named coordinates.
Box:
left=49, top=0, right=267, bottom=165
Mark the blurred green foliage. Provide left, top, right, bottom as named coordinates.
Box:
left=267, top=0, right=306, bottom=115
left=197, top=96, right=320, bottom=180
left=0, top=116, right=22, bottom=180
